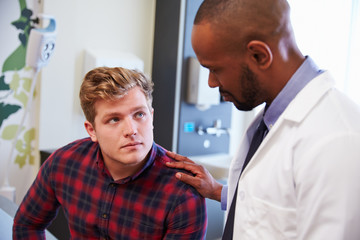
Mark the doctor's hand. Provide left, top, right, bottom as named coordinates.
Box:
left=166, top=151, right=223, bottom=202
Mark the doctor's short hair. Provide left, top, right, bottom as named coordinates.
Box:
left=79, top=66, right=154, bottom=125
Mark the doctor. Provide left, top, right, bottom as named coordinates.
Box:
left=166, top=0, right=360, bottom=239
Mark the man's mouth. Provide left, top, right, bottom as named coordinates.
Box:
left=122, top=142, right=142, bottom=148
left=220, top=91, right=232, bottom=102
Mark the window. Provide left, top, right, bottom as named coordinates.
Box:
left=289, top=0, right=360, bottom=104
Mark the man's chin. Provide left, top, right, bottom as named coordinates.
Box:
left=234, top=102, right=254, bottom=111
left=120, top=152, right=147, bottom=164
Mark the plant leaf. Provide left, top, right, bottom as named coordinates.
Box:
left=10, top=72, right=21, bottom=91
left=19, top=33, right=27, bottom=46
left=15, top=139, right=25, bottom=153
left=11, top=20, right=27, bottom=30
left=29, top=155, right=35, bottom=165
left=0, top=104, right=21, bottom=127
left=2, top=45, right=26, bottom=73
left=21, top=8, right=33, bottom=19
left=22, top=77, right=32, bottom=92
left=0, top=75, right=10, bottom=90
left=1, top=124, right=22, bottom=140
left=23, top=128, right=35, bottom=143
left=14, top=91, right=28, bottom=107
left=15, top=154, right=26, bottom=168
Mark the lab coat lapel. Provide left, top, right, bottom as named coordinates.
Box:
left=227, top=110, right=265, bottom=205
left=242, top=71, right=335, bottom=175
left=228, top=71, right=335, bottom=206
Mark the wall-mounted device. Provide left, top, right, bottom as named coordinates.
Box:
left=26, top=14, right=56, bottom=69
left=83, top=49, right=144, bottom=75
left=186, top=57, right=220, bottom=110
left=196, top=119, right=229, bottom=137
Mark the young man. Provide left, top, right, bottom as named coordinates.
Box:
left=13, top=67, right=207, bottom=239
left=167, top=0, right=360, bottom=239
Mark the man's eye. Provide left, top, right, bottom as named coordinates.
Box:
left=109, top=118, right=119, bottom=124
left=135, top=112, right=145, bottom=119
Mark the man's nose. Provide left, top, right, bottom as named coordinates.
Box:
left=123, top=118, right=136, bottom=137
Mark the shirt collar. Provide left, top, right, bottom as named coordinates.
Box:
left=129, top=142, right=157, bottom=181
left=96, top=142, right=157, bottom=184
left=263, top=56, right=323, bottom=129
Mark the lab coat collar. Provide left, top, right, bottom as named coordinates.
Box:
left=282, top=71, right=335, bottom=123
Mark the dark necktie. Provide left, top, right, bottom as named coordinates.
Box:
left=222, top=119, right=268, bottom=240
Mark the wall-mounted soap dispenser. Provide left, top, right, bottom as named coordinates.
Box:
left=186, top=57, right=220, bottom=110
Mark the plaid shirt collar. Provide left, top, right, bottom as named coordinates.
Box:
left=95, top=142, right=157, bottom=184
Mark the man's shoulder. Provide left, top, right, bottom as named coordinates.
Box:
left=53, top=137, right=94, bottom=153
left=151, top=146, right=202, bottom=198
left=152, top=144, right=190, bottom=176
left=45, top=137, right=97, bottom=166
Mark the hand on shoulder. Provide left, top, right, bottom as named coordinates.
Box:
left=166, top=151, right=223, bottom=202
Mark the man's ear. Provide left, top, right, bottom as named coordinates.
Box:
left=84, top=120, right=98, bottom=142
left=247, top=40, right=273, bottom=70
left=151, top=108, right=154, bottom=129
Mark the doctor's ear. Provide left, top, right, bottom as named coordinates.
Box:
left=247, top=40, right=273, bottom=70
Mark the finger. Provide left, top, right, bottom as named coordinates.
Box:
left=167, top=161, right=207, bottom=179
left=175, top=172, right=199, bottom=187
left=166, top=160, right=194, bottom=171
left=166, top=151, right=195, bottom=163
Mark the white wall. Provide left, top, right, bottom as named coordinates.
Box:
left=289, top=0, right=358, bottom=102
left=39, top=0, right=156, bottom=150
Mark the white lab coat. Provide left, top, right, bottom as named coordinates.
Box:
left=228, top=71, right=360, bottom=239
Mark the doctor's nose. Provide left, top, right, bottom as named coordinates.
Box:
left=208, top=73, right=219, bottom=88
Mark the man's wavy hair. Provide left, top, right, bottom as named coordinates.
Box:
left=79, top=67, right=154, bottom=125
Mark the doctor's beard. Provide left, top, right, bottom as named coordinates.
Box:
left=220, top=65, right=263, bottom=111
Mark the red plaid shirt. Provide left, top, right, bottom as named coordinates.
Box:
left=13, top=138, right=207, bottom=239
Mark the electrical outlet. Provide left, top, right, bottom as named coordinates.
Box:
left=26, top=15, right=56, bottom=69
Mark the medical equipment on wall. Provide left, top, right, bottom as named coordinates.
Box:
left=186, top=57, right=220, bottom=110
left=26, top=15, right=56, bottom=69
left=0, top=15, right=57, bottom=202
left=83, top=49, right=144, bottom=75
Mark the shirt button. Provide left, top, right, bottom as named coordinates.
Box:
left=102, top=213, right=108, bottom=219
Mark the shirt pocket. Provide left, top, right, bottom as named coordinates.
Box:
left=238, top=195, right=297, bottom=240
